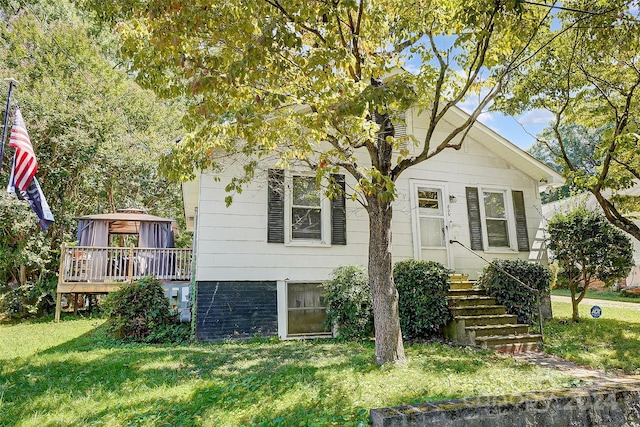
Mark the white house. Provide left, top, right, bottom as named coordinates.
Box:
left=182, top=105, right=564, bottom=341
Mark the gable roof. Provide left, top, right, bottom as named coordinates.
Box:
left=444, top=105, right=564, bottom=190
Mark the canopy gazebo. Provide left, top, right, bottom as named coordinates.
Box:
left=55, top=209, right=192, bottom=321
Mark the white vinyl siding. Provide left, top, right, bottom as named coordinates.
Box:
left=192, top=106, right=547, bottom=282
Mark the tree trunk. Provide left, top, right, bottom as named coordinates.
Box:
left=19, top=264, right=26, bottom=285
left=571, top=296, right=580, bottom=322
left=569, top=283, right=584, bottom=322
left=368, top=196, right=406, bottom=365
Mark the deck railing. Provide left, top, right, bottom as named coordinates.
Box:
left=59, top=243, right=193, bottom=284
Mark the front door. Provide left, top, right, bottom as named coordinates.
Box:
left=411, top=182, right=451, bottom=267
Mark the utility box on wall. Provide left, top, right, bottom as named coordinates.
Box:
left=162, top=282, right=191, bottom=323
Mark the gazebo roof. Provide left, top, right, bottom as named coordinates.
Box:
left=76, top=212, right=174, bottom=223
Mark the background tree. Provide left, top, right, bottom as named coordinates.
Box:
left=547, top=206, right=633, bottom=321
left=0, top=196, right=51, bottom=318
left=499, top=0, right=640, bottom=238
left=529, top=124, right=600, bottom=203
left=83, top=0, right=592, bottom=363
left=0, top=0, right=186, bottom=315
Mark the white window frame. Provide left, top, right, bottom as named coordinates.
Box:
left=277, top=280, right=333, bottom=339
left=478, top=187, right=518, bottom=252
left=284, top=171, right=331, bottom=247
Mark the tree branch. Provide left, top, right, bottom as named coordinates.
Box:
left=263, top=0, right=327, bottom=44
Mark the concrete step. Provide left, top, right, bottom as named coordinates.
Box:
left=447, top=295, right=496, bottom=308
left=466, top=324, right=530, bottom=338
left=475, top=333, right=542, bottom=350
left=447, top=288, right=485, bottom=297
left=453, top=314, right=518, bottom=326
left=449, top=281, right=474, bottom=290
left=490, top=341, right=542, bottom=353
left=449, top=273, right=469, bottom=282
left=450, top=305, right=507, bottom=317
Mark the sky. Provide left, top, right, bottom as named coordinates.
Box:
left=468, top=107, right=554, bottom=151
left=401, top=37, right=556, bottom=152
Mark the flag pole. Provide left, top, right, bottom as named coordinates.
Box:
left=0, top=78, right=19, bottom=176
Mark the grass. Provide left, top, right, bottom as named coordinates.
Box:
left=0, top=317, right=574, bottom=427
left=551, top=288, right=640, bottom=304
left=544, top=300, right=640, bottom=375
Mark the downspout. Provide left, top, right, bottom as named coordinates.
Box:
left=190, top=207, right=198, bottom=340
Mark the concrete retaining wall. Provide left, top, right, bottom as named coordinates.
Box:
left=371, top=383, right=640, bottom=427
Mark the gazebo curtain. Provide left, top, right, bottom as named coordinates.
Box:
left=76, top=220, right=109, bottom=277
left=139, top=222, right=174, bottom=248
left=77, top=220, right=109, bottom=247
left=138, top=222, right=175, bottom=276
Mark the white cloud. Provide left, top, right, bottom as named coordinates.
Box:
left=517, top=109, right=554, bottom=126
left=457, top=96, right=496, bottom=123
left=402, top=62, right=420, bottom=75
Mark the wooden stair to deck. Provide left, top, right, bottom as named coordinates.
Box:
left=444, top=274, right=541, bottom=353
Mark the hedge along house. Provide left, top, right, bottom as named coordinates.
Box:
left=55, top=208, right=193, bottom=322
left=182, top=105, right=564, bottom=342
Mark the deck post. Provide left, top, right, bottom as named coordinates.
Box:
left=55, top=243, right=66, bottom=322
left=128, top=243, right=134, bottom=282
left=55, top=292, right=62, bottom=322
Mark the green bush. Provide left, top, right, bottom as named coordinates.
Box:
left=0, top=273, right=57, bottom=319
left=394, top=259, right=451, bottom=340
left=103, top=276, right=189, bottom=343
left=323, top=265, right=373, bottom=340
left=478, top=259, right=549, bottom=324
left=620, top=290, right=640, bottom=299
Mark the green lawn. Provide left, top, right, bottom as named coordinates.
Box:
left=1, top=317, right=573, bottom=427
left=551, top=288, right=640, bottom=304
left=545, top=301, right=640, bottom=375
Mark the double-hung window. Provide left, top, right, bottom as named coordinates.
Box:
left=482, top=190, right=510, bottom=248
left=267, top=169, right=347, bottom=246
left=466, top=187, right=530, bottom=252
left=291, top=176, right=322, bottom=240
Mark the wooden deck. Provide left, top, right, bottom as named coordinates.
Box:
left=55, top=243, right=192, bottom=321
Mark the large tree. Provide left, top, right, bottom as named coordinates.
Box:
left=84, top=0, right=570, bottom=363
left=1, top=1, right=185, bottom=245
left=0, top=0, right=186, bottom=313
left=499, top=0, right=640, bottom=238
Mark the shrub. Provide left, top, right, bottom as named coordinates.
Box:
left=323, top=265, right=373, bottom=340
left=103, top=276, right=189, bottom=343
left=548, top=206, right=633, bottom=321
left=621, top=289, right=640, bottom=299
left=0, top=273, right=57, bottom=319
left=393, top=259, right=451, bottom=340
left=478, top=259, right=549, bottom=324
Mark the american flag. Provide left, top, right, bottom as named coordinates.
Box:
left=9, top=107, right=38, bottom=191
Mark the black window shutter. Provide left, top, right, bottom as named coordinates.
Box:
left=267, top=169, right=285, bottom=243
left=466, top=187, right=484, bottom=251
left=331, top=174, right=347, bottom=245
left=512, top=190, right=530, bottom=252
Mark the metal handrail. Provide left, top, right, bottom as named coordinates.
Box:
left=449, top=239, right=544, bottom=344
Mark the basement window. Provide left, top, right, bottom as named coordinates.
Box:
left=287, top=283, right=331, bottom=337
